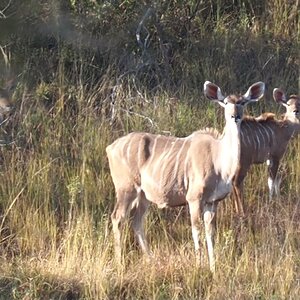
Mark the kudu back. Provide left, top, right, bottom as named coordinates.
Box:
left=106, top=81, right=265, bottom=271
left=232, top=88, right=300, bottom=215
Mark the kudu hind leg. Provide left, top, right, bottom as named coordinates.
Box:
left=232, top=170, right=247, bottom=216
left=111, top=188, right=137, bottom=263
left=131, top=191, right=151, bottom=255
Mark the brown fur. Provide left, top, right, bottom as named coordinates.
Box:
left=106, top=81, right=265, bottom=271
left=232, top=92, right=300, bottom=215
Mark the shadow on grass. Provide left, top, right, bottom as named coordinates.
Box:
left=0, top=274, right=81, bottom=300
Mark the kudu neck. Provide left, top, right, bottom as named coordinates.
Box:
left=219, top=120, right=241, bottom=180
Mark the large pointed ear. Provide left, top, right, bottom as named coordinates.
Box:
left=273, top=88, right=288, bottom=107
left=243, top=82, right=265, bottom=104
left=203, top=81, right=225, bottom=106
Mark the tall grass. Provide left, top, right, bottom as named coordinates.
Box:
left=0, top=0, right=299, bottom=299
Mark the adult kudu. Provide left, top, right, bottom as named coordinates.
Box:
left=106, top=81, right=265, bottom=271
left=232, top=88, right=300, bottom=216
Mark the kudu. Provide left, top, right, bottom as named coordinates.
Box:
left=106, top=81, right=265, bottom=271
left=0, top=80, right=14, bottom=124
left=232, top=88, right=300, bottom=216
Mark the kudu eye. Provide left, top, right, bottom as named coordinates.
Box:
left=293, top=109, right=299, bottom=115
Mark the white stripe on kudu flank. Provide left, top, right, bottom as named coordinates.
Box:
left=183, top=147, right=190, bottom=190
left=254, top=130, right=261, bottom=150
left=264, top=124, right=275, bottom=141
left=137, top=137, right=144, bottom=169
left=152, top=138, right=172, bottom=177
left=147, top=135, right=160, bottom=169
left=173, top=138, right=189, bottom=183
left=245, top=123, right=256, bottom=151
left=160, top=138, right=179, bottom=182
left=240, top=130, right=246, bottom=146
left=126, top=138, right=132, bottom=162
left=260, top=124, right=271, bottom=144
left=245, top=123, right=252, bottom=145
left=257, top=126, right=265, bottom=148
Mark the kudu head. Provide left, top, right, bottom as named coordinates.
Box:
left=273, top=88, right=300, bottom=122
left=204, top=81, right=265, bottom=124
left=0, top=80, right=15, bottom=124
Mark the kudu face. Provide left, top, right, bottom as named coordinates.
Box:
left=0, top=86, right=14, bottom=123
left=273, top=88, right=300, bottom=121
left=204, top=81, right=265, bottom=124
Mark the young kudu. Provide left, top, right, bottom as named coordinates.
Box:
left=106, top=81, right=265, bottom=271
left=232, top=89, right=300, bottom=216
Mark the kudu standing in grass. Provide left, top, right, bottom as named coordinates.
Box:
left=106, top=81, right=265, bottom=271
left=232, top=88, right=300, bottom=216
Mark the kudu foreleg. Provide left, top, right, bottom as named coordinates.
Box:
left=203, top=203, right=217, bottom=272
left=111, top=189, right=137, bottom=263
left=188, top=200, right=201, bottom=262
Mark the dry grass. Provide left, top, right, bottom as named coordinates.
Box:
left=0, top=86, right=299, bottom=299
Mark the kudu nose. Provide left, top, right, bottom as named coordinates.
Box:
left=0, top=105, right=13, bottom=113
left=231, top=115, right=241, bottom=123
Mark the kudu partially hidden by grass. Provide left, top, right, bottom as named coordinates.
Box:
left=0, top=80, right=14, bottom=124
left=232, top=88, right=300, bottom=216
left=106, top=81, right=265, bottom=271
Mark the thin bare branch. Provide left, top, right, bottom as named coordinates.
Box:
left=0, top=0, right=12, bottom=18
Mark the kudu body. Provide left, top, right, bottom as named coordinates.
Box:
left=106, top=81, right=265, bottom=271
left=232, top=89, right=300, bottom=215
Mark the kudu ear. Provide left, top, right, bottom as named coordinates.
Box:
left=273, top=88, right=288, bottom=106
left=243, top=82, right=265, bottom=104
left=203, top=81, right=225, bottom=106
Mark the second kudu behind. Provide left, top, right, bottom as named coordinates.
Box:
left=106, top=81, right=265, bottom=271
left=232, top=88, right=300, bottom=216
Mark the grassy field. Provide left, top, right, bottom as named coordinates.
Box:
left=0, top=1, right=299, bottom=299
